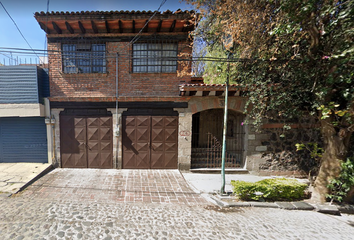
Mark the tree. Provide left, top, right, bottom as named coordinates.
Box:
left=185, top=0, right=354, bottom=202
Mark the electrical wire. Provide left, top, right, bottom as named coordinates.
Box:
left=127, top=0, right=168, bottom=46
left=0, top=1, right=43, bottom=64
left=0, top=46, right=252, bottom=62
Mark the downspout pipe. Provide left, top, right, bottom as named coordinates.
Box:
left=116, top=53, right=119, bottom=130
left=115, top=53, right=120, bottom=168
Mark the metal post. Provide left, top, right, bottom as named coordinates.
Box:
left=221, top=53, right=230, bottom=194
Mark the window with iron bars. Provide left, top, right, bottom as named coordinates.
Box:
left=62, top=43, right=106, bottom=74
left=132, top=42, right=178, bottom=73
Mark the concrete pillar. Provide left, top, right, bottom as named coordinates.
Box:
left=108, top=108, right=127, bottom=169
left=51, top=108, right=64, bottom=167
left=175, top=108, right=192, bottom=171
left=44, top=98, right=53, bottom=165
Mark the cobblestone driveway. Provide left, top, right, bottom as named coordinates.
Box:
left=0, top=169, right=353, bottom=239
left=20, top=169, right=207, bottom=205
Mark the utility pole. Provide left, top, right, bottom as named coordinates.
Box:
left=221, top=52, right=230, bottom=194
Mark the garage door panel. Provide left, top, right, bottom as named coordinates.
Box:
left=0, top=117, right=48, bottom=163
left=123, top=115, right=177, bottom=169
left=136, top=153, right=150, bottom=169
left=60, top=113, right=112, bottom=169
left=164, top=153, right=178, bottom=168
left=137, top=116, right=150, bottom=127
left=87, top=116, right=113, bottom=169
left=122, top=116, right=150, bottom=169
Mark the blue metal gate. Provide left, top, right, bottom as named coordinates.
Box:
left=0, top=117, right=47, bottom=163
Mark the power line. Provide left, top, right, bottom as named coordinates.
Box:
left=128, top=0, right=168, bottom=46
left=0, top=1, right=43, bottom=64
left=0, top=48, right=252, bottom=62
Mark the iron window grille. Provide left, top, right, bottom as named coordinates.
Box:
left=62, top=43, right=106, bottom=74
left=132, top=42, right=178, bottom=73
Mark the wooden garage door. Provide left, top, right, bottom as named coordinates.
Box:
left=60, top=115, right=113, bottom=168
left=122, top=116, right=178, bottom=169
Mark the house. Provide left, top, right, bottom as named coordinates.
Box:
left=0, top=65, right=51, bottom=163
left=34, top=10, right=318, bottom=174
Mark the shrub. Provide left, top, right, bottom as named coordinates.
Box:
left=231, top=178, right=308, bottom=201
left=327, top=157, right=354, bottom=203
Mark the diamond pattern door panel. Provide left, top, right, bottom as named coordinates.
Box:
left=122, top=116, right=150, bottom=169
left=151, top=116, right=178, bottom=169
left=123, top=115, right=178, bottom=169
left=60, top=114, right=113, bottom=169
left=60, top=116, right=88, bottom=168
left=87, top=117, right=113, bottom=169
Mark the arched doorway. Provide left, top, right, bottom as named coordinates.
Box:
left=191, top=109, right=245, bottom=168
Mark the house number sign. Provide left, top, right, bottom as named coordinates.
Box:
left=179, top=131, right=190, bottom=136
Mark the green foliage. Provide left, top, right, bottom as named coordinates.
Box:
left=327, top=157, right=354, bottom=203
left=185, top=0, right=354, bottom=130
left=231, top=178, right=307, bottom=201
left=295, top=142, right=323, bottom=160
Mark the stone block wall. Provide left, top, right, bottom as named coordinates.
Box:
left=246, top=120, right=322, bottom=177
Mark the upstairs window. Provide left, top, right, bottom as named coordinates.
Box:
left=62, top=43, right=106, bottom=73
left=132, top=42, right=178, bottom=73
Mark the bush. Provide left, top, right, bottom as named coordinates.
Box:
left=231, top=178, right=308, bottom=201
left=327, top=157, right=354, bottom=203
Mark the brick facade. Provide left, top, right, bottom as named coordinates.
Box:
left=48, top=41, right=192, bottom=101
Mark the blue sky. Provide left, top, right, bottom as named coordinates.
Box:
left=0, top=0, right=193, bottom=64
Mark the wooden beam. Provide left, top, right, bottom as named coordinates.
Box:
left=169, top=20, right=176, bottom=32
left=78, top=21, right=86, bottom=34
left=52, top=21, right=62, bottom=34
left=105, top=20, right=110, bottom=33
left=182, top=22, right=189, bottom=32
left=156, top=20, right=163, bottom=32
left=91, top=21, right=98, bottom=33
left=143, top=20, right=148, bottom=33
left=132, top=20, right=135, bottom=33
left=119, top=20, right=123, bottom=33
left=65, top=21, right=74, bottom=34
left=38, top=22, right=50, bottom=34
left=47, top=32, right=190, bottom=39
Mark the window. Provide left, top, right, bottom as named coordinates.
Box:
left=62, top=43, right=106, bottom=73
left=132, top=43, right=178, bottom=73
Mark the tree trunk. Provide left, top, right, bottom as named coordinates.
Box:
left=311, top=119, right=347, bottom=203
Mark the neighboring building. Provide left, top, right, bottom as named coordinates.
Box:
left=35, top=10, right=316, bottom=174
left=0, top=65, right=50, bottom=163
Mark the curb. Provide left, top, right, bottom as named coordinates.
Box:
left=13, top=164, right=54, bottom=195
left=209, top=195, right=350, bottom=215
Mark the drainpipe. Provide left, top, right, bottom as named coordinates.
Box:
left=114, top=53, right=120, bottom=167
left=221, top=53, right=230, bottom=194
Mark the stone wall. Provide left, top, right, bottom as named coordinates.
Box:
left=246, top=119, right=322, bottom=177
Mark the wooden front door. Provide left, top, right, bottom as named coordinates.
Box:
left=60, top=115, right=113, bottom=168
left=122, top=116, right=178, bottom=169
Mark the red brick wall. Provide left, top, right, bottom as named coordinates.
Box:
left=48, top=40, right=192, bottom=101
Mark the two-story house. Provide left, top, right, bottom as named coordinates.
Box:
left=0, top=65, right=51, bottom=163
left=35, top=10, right=269, bottom=172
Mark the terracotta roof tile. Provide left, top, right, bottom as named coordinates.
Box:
left=34, top=9, right=194, bottom=17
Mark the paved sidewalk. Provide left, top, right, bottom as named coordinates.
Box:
left=20, top=169, right=208, bottom=205
left=0, top=163, right=51, bottom=195
left=182, top=172, right=268, bottom=193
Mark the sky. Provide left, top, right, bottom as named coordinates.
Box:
left=0, top=0, right=194, bottom=64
